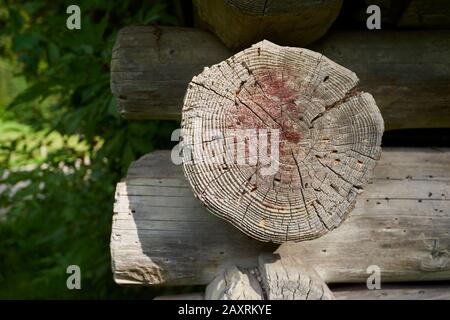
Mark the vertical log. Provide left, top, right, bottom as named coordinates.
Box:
left=193, top=0, right=343, bottom=49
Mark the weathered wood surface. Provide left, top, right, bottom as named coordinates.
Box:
left=111, top=27, right=450, bottom=131
left=111, top=26, right=230, bottom=120
left=205, top=254, right=335, bottom=300
left=182, top=39, right=383, bottom=243
left=111, top=148, right=450, bottom=286
left=258, top=254, right=335, bottom=300
left=331, top=283, right=450, bottom=300
left=155, top=283, right=450, bottom=300
left=205, top=266, right=264, bottom=300
left=397, top=0, right=450, bottom=28
left=193, top=0, right=343, bottom=49
left=311, top=31, right=450, bottom=131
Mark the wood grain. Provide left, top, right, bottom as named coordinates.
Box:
left=111, top=26, right=230, bottom=120
left=110, top=27, right=450, bottom=131
left=204, top=254, right=335, bottom=300
left=111, top=148, right=450, bottom=286
left=397, top=0, right=450, bottom=28
left=155, top=283, right=450, bottom=300
left=193, top=0, right=343, bottom=49
left=181, top=40, right=383, bottom=243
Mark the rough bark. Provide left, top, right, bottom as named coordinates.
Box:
left=111, top=148, right=450, bottom=286
left=181, top=40, right=384, bottom=243
left=193, top=0, right=343, bottom=49
left=110, top=27, right=450, bottom=131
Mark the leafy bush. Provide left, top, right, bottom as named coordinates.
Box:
left=0, top=0, right=186, bottom=298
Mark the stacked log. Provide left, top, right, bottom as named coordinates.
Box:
left=110, top=3, right=450, bottom=300
left=111, top=148, right=450, bottom=286
left=111, top=27, right=450, bottom=131
left=193, top=0, right=343, bottom=49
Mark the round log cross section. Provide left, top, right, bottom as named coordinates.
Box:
left=181, top=40, right=384, bottom=243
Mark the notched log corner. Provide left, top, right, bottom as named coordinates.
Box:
left=112, top=260, right=164, bottom=285
left=205, top=254, right=335, bottom=300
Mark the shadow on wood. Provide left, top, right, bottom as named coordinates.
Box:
left=111, top=148, right=450, bottom=286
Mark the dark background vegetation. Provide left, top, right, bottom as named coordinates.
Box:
left=0, top=0, right=193, bottom=299
left=0, top=0, right=448, bottom=299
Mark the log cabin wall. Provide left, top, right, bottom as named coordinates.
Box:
left=109, top=0, right=450, bottom=300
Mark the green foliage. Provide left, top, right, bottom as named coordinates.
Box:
left=0, top=0, right=184, bottom=298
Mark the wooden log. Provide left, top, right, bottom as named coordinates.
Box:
left=111, top=26, right=230, bottom=120
left=192, top=0, right=343, bottom=49
left=311, top=31, right=450, bottom=131
left=154, top=283, right=450, bottom=300
left=111, top=148, right=450, bottom=286
left=205, top=265, right=264, bottom=300
left=110, top=27, right=450, bottom=131
left=258, top=254, right=335, bottom=300
left=397, top=0, right=450, bottom=28
left=181, top=39, right=383, bottom=243
left=331, top=283, right=450, bottom=300
left=204, top=254, right=335, bottom=300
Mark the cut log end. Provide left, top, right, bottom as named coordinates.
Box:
left=205, top=254, right=335, bottom=300
left=182, top=40, right=384, bottom=243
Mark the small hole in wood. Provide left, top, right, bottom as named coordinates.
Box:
left=323, top=76, right=329, bottom=82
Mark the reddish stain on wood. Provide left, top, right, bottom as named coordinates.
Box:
left=234, top=69, right=302, bottom=152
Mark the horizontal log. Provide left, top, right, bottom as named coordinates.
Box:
left=111, top=27, right=450, bottom=131
left=205, top=254, right=335, bottom=300
left=111, top=148, right=450, bottom=286
left=331, top=283, right=450, bottom=300
left=397, top=0, right=450, bottom=28
left=154, top=283, right=450, bottom=300
left=193, top=0, right=343, bottom=49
